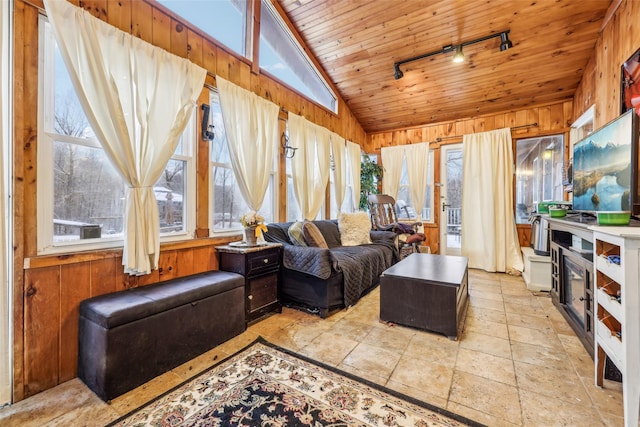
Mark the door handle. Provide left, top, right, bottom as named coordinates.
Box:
left=442, top=202, right=450, bottom=212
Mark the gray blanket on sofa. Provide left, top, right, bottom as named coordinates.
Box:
left=281, top=237, right=396, bottom=307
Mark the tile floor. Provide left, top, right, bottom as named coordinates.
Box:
left=0, top=269, right=628, bottom=426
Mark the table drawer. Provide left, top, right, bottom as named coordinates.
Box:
left=247, top=249, right=280, bottom=276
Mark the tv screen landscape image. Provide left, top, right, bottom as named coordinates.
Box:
left=572, top=109, right=639, bottom=213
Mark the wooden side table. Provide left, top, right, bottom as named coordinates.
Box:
left=216, top=242, right=282, bottom=325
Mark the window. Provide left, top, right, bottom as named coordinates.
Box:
left=37, top=18, right=195, bottom=253
left=157, top=0, right=249, bottom=58
left=259, top=0, right=337, bottom=112
left=515, top=134, right=564, bottom=224
left=209, top=91, right=277, bottom=232
left=285, top=149, right=324, bottom=222
left=329, top=154, right=356, bottom=218
left=396, top=151, right=435, bottom=222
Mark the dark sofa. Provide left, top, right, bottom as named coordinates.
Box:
left=263, top=220, right=398, bottom=317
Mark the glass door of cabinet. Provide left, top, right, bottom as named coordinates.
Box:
left=440, top=144, right=463, bottom=255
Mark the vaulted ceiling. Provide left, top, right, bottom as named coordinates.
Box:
left=277, top=0, right=613, bottom=133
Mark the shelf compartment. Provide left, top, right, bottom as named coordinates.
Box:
left=596, top=287, right=623, bottom=323
left=595, top=255, right=623, bottom=284
left=595, top=239, right=621, bottom=259
left=596, top=319, right=623, bottom=368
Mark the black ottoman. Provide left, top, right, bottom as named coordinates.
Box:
left=78, top=270, right=245, bottom=401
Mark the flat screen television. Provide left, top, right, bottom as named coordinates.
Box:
left=572, top=109, right=639, bottom=214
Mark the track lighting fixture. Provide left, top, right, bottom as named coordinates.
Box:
left=453, top=45, right=464, bottom=63
left=393, top=30, right=513, bottom=80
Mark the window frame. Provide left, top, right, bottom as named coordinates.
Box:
left=37, top=16, right=197, bottom=255
left=208, top=90, right=279, bottom=235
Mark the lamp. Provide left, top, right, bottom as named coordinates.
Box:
left=393, top=30, right=512, bottom=79
left=281, top=133, right=297, bottom=158
left=453, top=45, right=464, bottom=63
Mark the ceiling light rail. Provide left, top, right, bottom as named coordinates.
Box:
left=393, top=30, right=513, bottom=80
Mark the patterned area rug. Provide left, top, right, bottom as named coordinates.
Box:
left=109, top=338, right=484, bottom=426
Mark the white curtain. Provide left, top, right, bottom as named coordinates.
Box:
left=0, top=0, right=11, bottom=406
left=44, top=0, right=206, bottom=275
left=330, top=132, right=346, bottom=214
left=461, top=128, right=523, bottom=273
left=289, top=113, right=331, bottom=220
left=346, top=141, right=362, bottom=211
left=405, top=142, right=429, bottom=221
left=381, top=145, right=404, bottom=200
left=217, top=77, right=279, bottom=212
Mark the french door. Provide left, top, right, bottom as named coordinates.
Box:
left=440, top=144, right=463, bottom=255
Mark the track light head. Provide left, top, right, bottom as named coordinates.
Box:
left=453, top=45, right=464, bottom=63
left=499, top=32, right=513, bottom=51
left=394, top=63, right=404, bottom=80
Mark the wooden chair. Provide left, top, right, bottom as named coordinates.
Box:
left=367, top=194, right=426, bottom=258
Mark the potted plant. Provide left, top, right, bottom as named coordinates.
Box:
left=360, top=154, right=383, bottom=210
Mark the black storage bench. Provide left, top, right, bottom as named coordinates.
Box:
left=78, top=270, right=245, bottom=401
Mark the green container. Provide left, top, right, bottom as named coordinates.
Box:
left=597, top=211, right=631, bottom=226
left=549, top=208, right=567, bottom=218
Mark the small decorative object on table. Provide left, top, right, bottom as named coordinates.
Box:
left=240, top=211, right=268, bottom=247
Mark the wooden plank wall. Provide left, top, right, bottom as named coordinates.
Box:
left=365, top=100, right=575, bottom=254
left=12, top=0, right=367, bottom=400
left=573, top=0, right=640, bottom=126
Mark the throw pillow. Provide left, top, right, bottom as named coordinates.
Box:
left=338, top=212, right=372, bottom=246
left=302, top=221, right=329, bottom=248
left=288, top=221, right=307, bottom=246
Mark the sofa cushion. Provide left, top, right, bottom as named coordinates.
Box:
left=288, top=221, right=307, bottom=246
left=312, top=220, right=342, bottom=248
left=303, top=221, right=329, bottom=248
left=338, top=212, right=373, bottom=246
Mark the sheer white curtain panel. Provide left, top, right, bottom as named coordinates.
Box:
left=461, top=128, right=523, bottom=273
left=331, top=133, right=346, bottom=214
left=217, top=77, right=279, bottom=212
left=346, top=141, right=362, bottom=211
left=44, top=0, right=206, bottom=275
left=405, top=142, right=429, bottom=221
left=381, top=145, right=404, bottom=200
left=289, top=113, right=331, bottom=220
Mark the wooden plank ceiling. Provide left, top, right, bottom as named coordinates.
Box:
left=277, top=0, right=612, bottom=133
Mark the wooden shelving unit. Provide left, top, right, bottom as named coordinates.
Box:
left=592, top=227, right=640, bottom=427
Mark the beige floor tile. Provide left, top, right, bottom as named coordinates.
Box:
left=464, top=315, right=510, bottom=340
left=109, top=371, right=184, bottom=416
left=455, top=347, right=516, bottom=386
left=469, top=294, right=505, bottom=311
left=501, top=284, right=535, bottom=297
left=510, top=340, right=574, bottom=371
left=502, top=294, right=543, bottom=307
left=469, top=276, right=502, bottom=288
left=389, top=356, right=454, bottom=400
left=508, top=324, right=565, bottom=351
left=340, top=342, right=401, bottom=379
left=470, top=283, right=502, bottom=295
left=446, top=401, right=521, bottom=427
left=299, top=331, right=359, bottom=366
left=404, top=332, right=460, bottom=369
left=335, top=363, right=389, bottom=387
left=466, top=305, right=508, bottom=324
left=599, top=412, right=625, bottom=427
left=504, top=300, right=549, bottom=317
left=448, top=370, right=522, bottom=424
left=460, top=329, right=512, bottom=359
left=361, top=322, right=415, bottom=352
left=469, top=287, right=504, bottom=302
left=171, top=346, right=229, bottom=380
left=514, top=360, right=592, bottom=406
left=505, top=310, right=554, bottom=330
left=0, top=379, right=110, bottom=427
left=385, top=380, right=449, bottom=410
left=580, top=376, right=624, bottom=418
left=519, top=389, right=605, bottom=427
left=328, top=317, right=375, bottom=342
